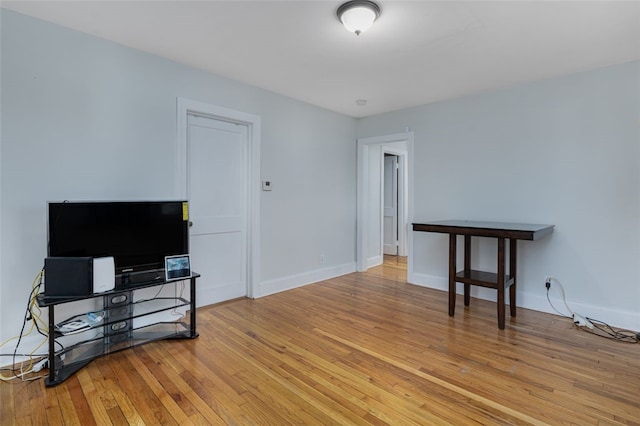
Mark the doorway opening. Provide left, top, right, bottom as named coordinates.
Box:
left=356, top=131, right=413, bottom=278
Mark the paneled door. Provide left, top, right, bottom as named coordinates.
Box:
left=383, top=154, right=399, bottom=255
left=187, top=114, right=248, bottom=305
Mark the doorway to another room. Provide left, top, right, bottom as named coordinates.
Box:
left=381, top=152, right=407, bottom=282
left=356, top=131, right=413, bottom=280
left=383, top=153, right=400, bottom=256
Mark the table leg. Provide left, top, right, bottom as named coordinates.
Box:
left=449, top=233, right=457, bottom=317
left=510, top=238, right=517, bottom=317
left=464, top=235, right=471, bottom=306
left=497, top=237, right=506, bottom=330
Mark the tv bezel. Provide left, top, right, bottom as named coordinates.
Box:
left=46, top=200, right=190, bottom=278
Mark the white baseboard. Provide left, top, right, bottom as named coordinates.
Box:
left=366, top=255, right=383, bottom=269
left=258, top=262, right=356, bottom=298
left=409, top=272, right=640, bottom=332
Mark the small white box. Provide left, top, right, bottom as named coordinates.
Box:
left=93, top=257, right=115, bottom=293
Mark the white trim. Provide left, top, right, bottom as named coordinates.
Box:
left=258, top=262, right=356, bottom=298
left=367, top=254, right=384, bottom=269
left=356, top=143, right=369, bottom=271
left=176, top=98, right=261, bottom=299
left=399, top=153, right=408, bottom=256
left=356, top=131, right=414, bottom=273
left=379, top=152, right=385, bottom=257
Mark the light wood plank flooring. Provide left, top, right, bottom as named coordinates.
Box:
left=2, top=256, right=639, bottom=425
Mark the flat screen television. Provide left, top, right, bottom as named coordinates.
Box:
left=47, top=201, right=189, bottom=285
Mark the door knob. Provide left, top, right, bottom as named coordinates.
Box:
left=189, top=221, right=193, bottom=227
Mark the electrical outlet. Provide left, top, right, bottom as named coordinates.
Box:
left=320, top=254, right=325, bottom=264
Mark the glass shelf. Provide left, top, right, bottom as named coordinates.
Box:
left=42, top=274, right=199, bottom=386
left=54, top=297, right=190, bottom=337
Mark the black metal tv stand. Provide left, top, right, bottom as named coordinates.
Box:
left=37, top=273, right=199, bottom=387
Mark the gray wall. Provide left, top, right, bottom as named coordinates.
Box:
left=0, top=10, right=357, bottom=346
left=358, top=60, right=640, bottom=329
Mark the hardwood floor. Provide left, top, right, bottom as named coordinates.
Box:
left=2, top=256, right=639, bottom=425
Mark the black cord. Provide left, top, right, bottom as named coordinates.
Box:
left=11, top=287, right=35, bottom=374
left=7, top=270, right=56, bottom=375
left=546, top=278, right=637, bottom=344
left=32, top=273, right=64, bottom=352
left=29, top=282, right=50, bottom=340
left=134, top=284, right=167, bottom=304
left=585, top=317, right=638, bottom=344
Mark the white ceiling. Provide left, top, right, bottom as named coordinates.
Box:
left=3, top=1, right=640, bottom=118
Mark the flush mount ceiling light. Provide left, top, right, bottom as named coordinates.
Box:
left=337, top=0, right=381, bottom=36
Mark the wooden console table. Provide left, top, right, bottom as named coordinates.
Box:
left=412, top=221, right=554, bottom=329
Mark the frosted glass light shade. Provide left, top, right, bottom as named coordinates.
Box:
left=337, top=1, right=381, bottom=36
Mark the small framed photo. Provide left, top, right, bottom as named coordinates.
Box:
left=165, top=254, right=191, bottom=281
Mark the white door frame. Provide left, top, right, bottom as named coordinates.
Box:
left=176, top=98, right=261, bottom=298
left=356, top=131, right=413, bottom=272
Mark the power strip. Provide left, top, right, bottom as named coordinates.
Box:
left=573, top=313, right=593, bottom=329
left=32, top=358, right=48, bottom=373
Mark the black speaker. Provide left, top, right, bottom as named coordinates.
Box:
left=105, top=290, right=133, bottom=348
left=105, top=291, right=133, bottom=329
left=44, top=257, right=93, bottom=298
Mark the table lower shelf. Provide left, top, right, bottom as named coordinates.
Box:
left=455, top=269, right=514, bottom=289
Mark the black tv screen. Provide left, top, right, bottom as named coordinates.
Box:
left=47, top=201, right=189, bottom=276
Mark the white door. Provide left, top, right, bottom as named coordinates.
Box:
left=187, top=114, right=248, bottom=305
left=383, top=154, right=399, bottom=255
